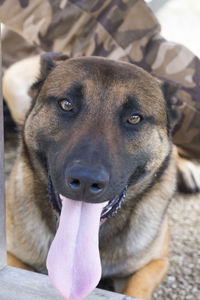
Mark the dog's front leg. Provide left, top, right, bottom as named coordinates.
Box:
left=123, top=219, right=169, bottom=300
left=7, top=252, right=33, bottom=271
left=123, top=257, right=169, bottom=300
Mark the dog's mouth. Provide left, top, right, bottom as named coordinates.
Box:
left=100, top=186, right=127, bottom=220
left=47, top=176, right=127, bottom=221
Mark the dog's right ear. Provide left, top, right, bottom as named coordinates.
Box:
left=3, top=53, right=69, bottom=125
left=30, top=52, right=69, bottom=98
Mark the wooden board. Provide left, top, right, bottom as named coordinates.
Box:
left=0, top=266, right=138, bottom=300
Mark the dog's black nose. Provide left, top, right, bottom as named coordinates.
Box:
left=65, top=164, right=109, bottom=202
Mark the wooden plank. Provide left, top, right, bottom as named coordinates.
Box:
left=0, top=25, right=7, bottom=270
left=0, top=266, right=138, bottom=300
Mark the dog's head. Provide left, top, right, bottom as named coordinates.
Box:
left=25, top=54, right=174, bottom=213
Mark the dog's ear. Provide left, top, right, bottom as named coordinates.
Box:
left=39, top=52, right=69, bottom=82
left=30, top=52, right=69, bottom=98
left=3, top=53, right=68, bottom=125
left=161, top=80, right=180, bottom=134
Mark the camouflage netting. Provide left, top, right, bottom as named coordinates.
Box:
left=1, top=0, right=200, bottom=158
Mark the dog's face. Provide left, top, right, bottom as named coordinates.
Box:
left=24, top=55, right=171, bottom=217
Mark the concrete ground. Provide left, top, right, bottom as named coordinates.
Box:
left=153, top=193, right=200, bottom=300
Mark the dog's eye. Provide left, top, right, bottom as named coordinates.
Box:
left=59, top=99, right=73, bottom=111
left=127, top=114, right=142, bottom=125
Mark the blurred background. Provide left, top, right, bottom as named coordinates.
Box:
left=149, top=0, right=200, bottom=57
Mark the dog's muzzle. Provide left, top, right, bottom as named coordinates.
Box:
left=47, top=176, right=127, bottom=221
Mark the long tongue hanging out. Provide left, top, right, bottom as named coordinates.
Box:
left=46, top=195, right=103, bottom=300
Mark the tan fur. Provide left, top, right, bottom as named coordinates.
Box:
left=6, top=159, right=56, bottom=271
left=7, top=252, right=33, bottom=271
left=4, top=55, right=178, bottom=299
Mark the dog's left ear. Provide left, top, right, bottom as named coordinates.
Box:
left=161, top=80, right=180, bottom=134
left=30, top=52, right=69, bottom=98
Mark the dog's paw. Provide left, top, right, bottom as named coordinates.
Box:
left=177, top=155, right=200, bottom=193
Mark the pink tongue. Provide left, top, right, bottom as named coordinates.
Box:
left=46, top=195, right=103, bottom=300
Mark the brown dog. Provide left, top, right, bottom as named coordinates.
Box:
left=5, top=54, right=177, bottom=300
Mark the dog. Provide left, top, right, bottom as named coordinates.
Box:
left=4, top=53, right=178, bottom=300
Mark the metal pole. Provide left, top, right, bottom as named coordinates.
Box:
left=0, top=24, right=7, bottom=270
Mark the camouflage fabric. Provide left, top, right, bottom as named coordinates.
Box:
left=0, top=0, right=200, bottom=157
